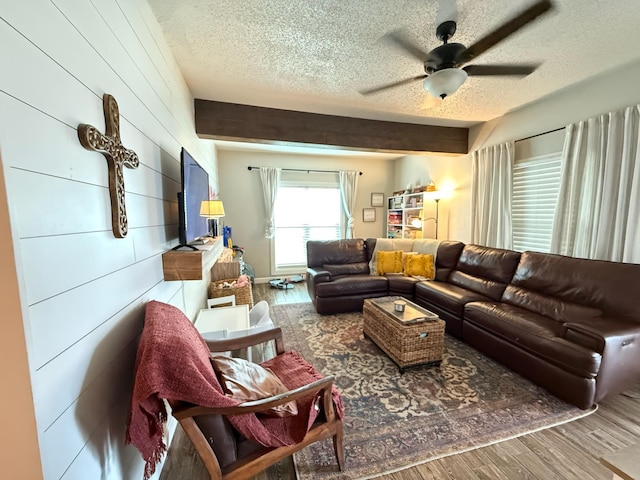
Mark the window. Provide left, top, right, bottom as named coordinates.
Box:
left=512, top=153, right=562, bottom=253
left=271, top=185, right=341, bottom=274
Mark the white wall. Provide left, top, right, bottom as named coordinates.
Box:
left=514, top=129, right=565, bottom=161
left=216, top=148, right=396, bottom=279
left=0, top=1, right=217, bottom=479
left=470, top=59, right=640, bottom=151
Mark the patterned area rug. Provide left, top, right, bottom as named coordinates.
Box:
left=271, top=303, right=597, bottom=480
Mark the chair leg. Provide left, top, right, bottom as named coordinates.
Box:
left=332, top=421, right=345, bottom=471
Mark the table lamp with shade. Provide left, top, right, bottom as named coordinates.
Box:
left=200, top=200, right=225, bottom=238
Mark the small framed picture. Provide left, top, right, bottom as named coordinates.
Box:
left=371, top=192, right=384, bottom=207
left=363, top=208, right=376, bottom=222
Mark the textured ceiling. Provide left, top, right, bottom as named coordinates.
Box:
left=148, top=0, right=640, bottom=129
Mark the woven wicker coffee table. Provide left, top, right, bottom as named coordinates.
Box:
left=363, top=296, right=445, bottom=373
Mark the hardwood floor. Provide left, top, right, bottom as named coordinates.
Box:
left=252, top=281, right=312, bottom=306
left=161, top=282, right=640, bottom=480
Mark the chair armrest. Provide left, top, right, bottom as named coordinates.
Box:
left=205, top=326, right=285, bottom=355
left=306, top=267, right=332, bottom=284
left=171, top=375, right=335, bottom=419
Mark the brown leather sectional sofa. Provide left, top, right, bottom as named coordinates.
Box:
left=306, top=238, right=640, bottom=409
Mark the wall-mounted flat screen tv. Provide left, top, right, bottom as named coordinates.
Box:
left=178, top=148, right=210, bottom=245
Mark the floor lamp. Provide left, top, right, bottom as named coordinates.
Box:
left=423, top=193, right=442, bottom=239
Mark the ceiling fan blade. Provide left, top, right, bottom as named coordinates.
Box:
left=461, top=0, right=553, bottom=63
left=359, top=75, right=428, bottom=95
left=380, top=30, right=429, bottom=63
left=463, top=64, right=539, bottom=76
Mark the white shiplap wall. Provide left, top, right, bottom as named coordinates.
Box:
left=0, top=1, right=217, bottom=479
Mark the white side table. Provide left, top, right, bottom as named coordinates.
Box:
left=600, top=444, right=640, bottom=480
left=194, top=305, right=250, bottom=341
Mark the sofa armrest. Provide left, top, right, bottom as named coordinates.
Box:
left=306, top=267, right=332, bottom=284
left=563, top=317, right=640, bottom=401
left=562, top=317, right=640, bottom=353
left=306, top=267, right=331, bottom=303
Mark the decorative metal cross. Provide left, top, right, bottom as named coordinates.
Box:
left=78, top=94, right=139, bottom=238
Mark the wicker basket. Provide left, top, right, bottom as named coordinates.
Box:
left=208, top=278, right=254, bottom=309
left=363, top=297, right=445, bottom=371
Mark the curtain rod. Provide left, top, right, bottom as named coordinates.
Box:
left=247, top=166, right=362, bottom=175
left=515, top=126, right=565, bottom=143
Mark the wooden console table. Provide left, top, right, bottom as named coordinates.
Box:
left=161, top=236, right=224, bottom=281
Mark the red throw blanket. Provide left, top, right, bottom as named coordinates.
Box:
left=126, top=300, right=344, bottom=479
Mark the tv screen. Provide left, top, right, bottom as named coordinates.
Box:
left=178, top=148, right=210, bottom=245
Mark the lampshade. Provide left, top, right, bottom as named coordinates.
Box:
left=423, top=68, right=468, bottom=99
left=200, top=200, right=225, bottom=218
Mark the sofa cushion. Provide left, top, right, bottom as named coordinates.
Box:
left=315, top=274, right=388, bottom=298
left=502, top=285, right=602, bottom=323
left=415, top=281, right=492, bottom=317
left=458, top=244, right=521, bottom=283
left=377, top=250, right=403, bottom=274
left=511, top=251, right=640, bottom=319
left=306, top=239, right=367, bottom=269
left=386, top=273, right=419, bottom=296
left=447, top=271, right=509, bottom=302
left=448, top=245, right=521, bottom=300
left=433, top=240, right=464, bottom=281
left=194, top=414, right=238, bottom=468
left=464, top=302, right=601, bottom=378
left=323, top=262, right=369, bottom=276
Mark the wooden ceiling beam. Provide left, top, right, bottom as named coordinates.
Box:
left=194, top=100, right=468, bottom=155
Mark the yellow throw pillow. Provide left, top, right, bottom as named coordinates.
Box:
left=404, top=254, right=435, bottom=279
left=376, top=250, right=404, bottom=275
left=402, top=251, right=417, bottom=269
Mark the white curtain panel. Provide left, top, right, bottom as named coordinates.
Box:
left=471, top=142, right=514, bottom=249
left=259, top=167, right=281, bottom=238
left=339, top=170, right=359, bottom=239
left=551, top=105, right=640, bottom=263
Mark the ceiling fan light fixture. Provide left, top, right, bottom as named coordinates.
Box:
left=423, top=68, right=468, bottom=99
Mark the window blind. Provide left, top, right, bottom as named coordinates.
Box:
left=512, top=153, right=562, bottom=253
